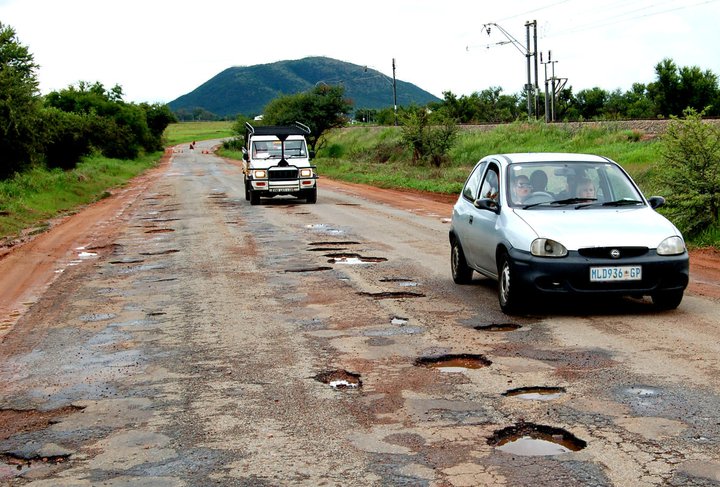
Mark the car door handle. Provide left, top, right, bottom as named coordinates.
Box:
left=469, top=215, right=473, bottom=225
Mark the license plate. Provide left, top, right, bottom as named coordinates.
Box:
left=269, top=188, right=294, bottom=193
left=590, top=266, right=642, bottom=282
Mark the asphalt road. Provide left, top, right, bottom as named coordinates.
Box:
left=1, top=141, right=720, bottom=486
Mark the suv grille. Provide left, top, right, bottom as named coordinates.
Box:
left=269, top=168, right=299, bottom=180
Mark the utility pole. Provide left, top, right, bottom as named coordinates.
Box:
left=392, top=58, right=398, bottom=126
left=541, top=51, right=551, bottom=122
left=524, top=21, right=533, bottom=119
left=532, top=21, right=539, bottom=119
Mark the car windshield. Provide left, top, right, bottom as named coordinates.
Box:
left=252, top=139, right=307, bottom=159
left=506, top=161, right=644, bottom=209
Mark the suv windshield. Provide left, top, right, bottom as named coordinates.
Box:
left=252, top=139, right=307, bottom=159
left=506, top=161, right=644, bottom=208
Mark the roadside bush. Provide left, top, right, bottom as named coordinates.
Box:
left=41, top=107, right=94, bottom=169
left=653, top=109, right=720, bottom=237
left=400, top=110, right=458, bottom=167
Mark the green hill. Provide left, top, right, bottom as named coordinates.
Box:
left=168, top=56, right=441, bottom=118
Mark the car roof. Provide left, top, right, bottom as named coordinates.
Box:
left=483, top=153, right=612, bottom=165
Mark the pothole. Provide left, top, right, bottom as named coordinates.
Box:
left=284, top=266, right=333, bottom=273
left=379, top=278, right=419, bottom=287
left=358, top=291, right=425, bottom=299
left=313, top=369, right=362, bottom=389
left=487, top=422, right=587, bottom=456
left=474, top=323, right=522, bottom=332
left=139, top=249, right=180, bottom=256
left=325, top=253, right=387, bottom=264
left=79, top=313, right=116, bottom=322
left=391, top=316, right=409, bottom=325
left=415, top=353, right=492, bottom=370
left=503, top=386, right=566, bottom=401
left=144, top=228, right=175, bottom=234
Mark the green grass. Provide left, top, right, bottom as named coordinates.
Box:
left=164, top=121, right=234, bottom=146
left=0, top=153, right=159, bottom=239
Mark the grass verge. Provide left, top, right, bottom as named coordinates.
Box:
left=164, top=121, right=234, bottom=147
left=0, top=153, right=160, bottom=240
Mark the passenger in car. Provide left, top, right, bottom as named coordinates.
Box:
left=576, top=177, right=597, bottom=199
left=530, top=170, right=548, bottom=193
left=512, top=175, right=532, bottom=203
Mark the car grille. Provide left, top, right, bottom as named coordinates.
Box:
left=578, top=247, right=649, bottom=259
left=268, top=168, right=299, bottom=180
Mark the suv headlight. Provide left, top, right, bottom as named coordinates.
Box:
left=657, top=236, right=686, bottom=256
left=531, top=238, right=568, bottom=257
left=300, top=168, right=313, bottom=178
left=252, top=169, right=267, bottom=179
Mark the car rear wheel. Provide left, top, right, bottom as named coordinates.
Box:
left=249, top=190, right=260, bottom=206
left=244, top=178, right=250, bottom=201
left=498, top=251, right=522, bottom=314
left=305, top=187, right=317, bottom=204
left=451, top=239, right=473, bottom=284
left=651, top=290, right=684, bottom=310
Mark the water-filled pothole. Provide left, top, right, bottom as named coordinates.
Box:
left=358, top=291, right=425, bottom=299
left=474, top=323, right=522, bottom=332
left=313, top=369, right=362, bottom=389
left=503, top=386, right=566, bottom=401
left=415, top=353, right=491, bottom=369
left=325, top=253, right=388, bottom=264
left=391, top=316, right=409, bottom=325
left=379, top=278, right=419, bottom=287
left=487, top=422, right=587, bottom=456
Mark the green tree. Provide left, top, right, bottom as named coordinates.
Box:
left=261, top=84, right=352, bottom=151
left=0, top=22, right=42, bottom=178
left=400, top=108, right=458, bottom=167
left=647, top=58, right=720, bottom=117
left=654, top=109, right=720, bottom=237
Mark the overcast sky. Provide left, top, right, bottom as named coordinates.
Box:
left=2, top=0, right=719, bottom=105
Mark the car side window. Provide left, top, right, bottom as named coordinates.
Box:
left=462, top=162, right=486, bottom=201
left=479, top=164, right=500, bottom=202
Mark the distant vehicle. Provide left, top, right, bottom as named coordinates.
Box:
left=449, top=153, right=689, bottom=313
left=242, top=122, right=317, bottom=205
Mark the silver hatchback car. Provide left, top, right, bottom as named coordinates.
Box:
left=449, top=153, right=689, bottom=313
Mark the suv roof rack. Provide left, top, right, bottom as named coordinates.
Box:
left=245, top=121, right=311, bottom=140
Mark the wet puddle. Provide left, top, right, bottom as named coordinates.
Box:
left=314, top=369, right=362, bottom=389
left=380, top=278, right=419, bottom=287
left=488, top=422, right=586, bottom=456
left=415, top=353, right=491, bottom=370
left=503, top=386, right=566, bottom=401
left=326, top=253, right=387, bottom=264
left=305, top=224, right=344, bottom=235
left=474, top=323, right=522, bottom=332
left=391, top=316, right=409, bottom=325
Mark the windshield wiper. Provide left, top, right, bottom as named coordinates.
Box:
left=522, top=197, right=595, bottom=209
left=602, top=199, right=644, bottom=207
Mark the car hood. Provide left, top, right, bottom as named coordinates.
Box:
left=513, top=206, right=681, bottom=250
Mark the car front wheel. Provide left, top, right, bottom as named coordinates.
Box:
left=498, top=251, right=522, bottom=314
left=451, top=239, right=473, bottom=284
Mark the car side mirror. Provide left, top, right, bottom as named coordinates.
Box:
left=648, top=196, right=665, bottom=209
left=473, top=198, right=500, bottom=214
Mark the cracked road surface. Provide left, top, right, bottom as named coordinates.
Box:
left=1, top=141, right=720, bottom=486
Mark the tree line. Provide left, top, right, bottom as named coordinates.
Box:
left=1, top=22, right=176, bottom=180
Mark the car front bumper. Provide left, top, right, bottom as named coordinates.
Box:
left=508, top=248, right=689, bottom=296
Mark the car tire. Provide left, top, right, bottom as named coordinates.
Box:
left=451, top=239, right=473, bottom=284
left=498, top=251, right=523, bottom=314
left=249, top=190, right=260, bottom=206
left=305, top=187, right=317, bottom=204
left=651, top=290, right=683, bottom=310
left=244, top=178, right=250, bottom=201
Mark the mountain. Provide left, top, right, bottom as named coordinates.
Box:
left=168, top=56, right=441, bottom=118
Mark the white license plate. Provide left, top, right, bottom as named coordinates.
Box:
left=590, top=266, right=642, bottom=282
left=269, top=188, right=294, bottom=193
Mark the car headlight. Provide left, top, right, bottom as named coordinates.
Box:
left=252, top=169, right=267, bottom=179
left=657, top=236, right=686, bottom=256
left=300, top=168, right=313, bottom=178
left=531, top=238, right=568, bottom=257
